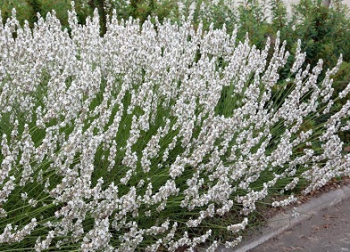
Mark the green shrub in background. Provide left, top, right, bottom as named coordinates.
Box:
left=0, top=0, right=34, bottom=25
left=291, top=0, right=350, bottom=68
left=0, top=0, right=90, bottom=28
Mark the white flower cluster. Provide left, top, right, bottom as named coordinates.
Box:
left=0, top=5, right=349, bottom=251
left=0, top=218, right=37, bottom=244
left=271, top=195, right=297, bottom=207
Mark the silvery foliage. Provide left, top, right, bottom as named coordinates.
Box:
left=0, top=5, right=349, bottom=251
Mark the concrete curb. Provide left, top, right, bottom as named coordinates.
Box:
left=196, top=184, right=350, bottom=252
left=219, top=185, right=350, bottom=252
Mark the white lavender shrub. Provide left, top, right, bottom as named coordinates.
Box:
left=0, top=5, right=349, bottom=252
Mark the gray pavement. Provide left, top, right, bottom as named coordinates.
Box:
left=249, top=198, right=350, bottom=252
left=229, top=184, right=350, bottom=252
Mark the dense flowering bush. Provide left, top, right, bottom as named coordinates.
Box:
left=0, top=6, right=349, bottom=251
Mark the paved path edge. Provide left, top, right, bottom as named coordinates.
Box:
left=224, top=185, right=350, bottom=252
